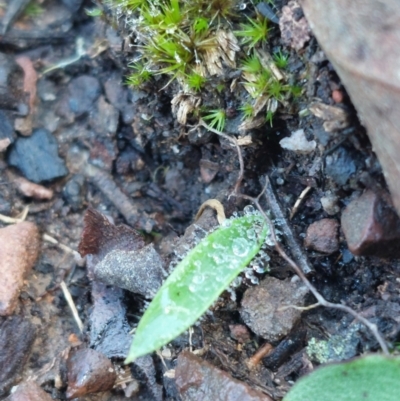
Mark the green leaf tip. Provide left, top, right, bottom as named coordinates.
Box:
left=125, top=211, right=268, bottom=363
left=284, top=355, right=400, bottom=401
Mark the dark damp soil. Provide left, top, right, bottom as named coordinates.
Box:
left=1, top=0, right=400, bottom=400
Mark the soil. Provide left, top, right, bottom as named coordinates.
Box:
left=1, top=0, right=400, bottom=400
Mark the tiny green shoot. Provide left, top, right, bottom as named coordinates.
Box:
left=126, top=62, right=152, bottom=87
left=203, top=108, right=226, bottom=132
left=193, top=17, right=209, bottom=33
left=239, top=103, right=254, bottom=120
left=266, top=110, right=274, bottom=127
left=272, top=50, right=289, bottom=69
left=125, top=212, right=268, bottom=362
left=241, top=54, right=263, bottom=74
left=235, top=15, right=269, bottom=49
left=186, top=72, right=206, bottom=92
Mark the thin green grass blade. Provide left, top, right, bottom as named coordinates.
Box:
left=126, top=213, right=268, bottom=362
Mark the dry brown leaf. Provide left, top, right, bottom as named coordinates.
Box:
left=302, top=0, right=400, bottom=216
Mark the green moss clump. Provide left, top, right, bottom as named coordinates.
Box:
left=104, top=0, right=300, bottom=131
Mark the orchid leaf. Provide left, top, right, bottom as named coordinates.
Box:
left=126, top=212, right=268, bottom=362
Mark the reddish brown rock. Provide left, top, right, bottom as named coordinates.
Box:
left=0, top=222, right=41, bottom=316
left=341, top=190, right=400, bottom=257
left=7, top=382, right=53, bottom=401
left=175, top=351, right=273, bottom=401
left=304, top=218, right=340, bottom=254
left=66, top=348, right=116, bottom=399
left=199, top=159, right=219, bottom=183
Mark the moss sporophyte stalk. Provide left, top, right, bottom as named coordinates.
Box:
left=104, top=0, right=301, bottom=131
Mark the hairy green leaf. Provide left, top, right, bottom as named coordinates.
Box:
left=126, top=212, right=268, bottom=362
left=284, top=355, right=400, bottom=401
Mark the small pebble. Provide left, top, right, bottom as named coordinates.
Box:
left=63, top=174, right=85, bottom=211
left=14, top=176, right=54, bottom=200
left=332, top=89, right=344, bottom=103
left=89, top=96, right=119, bottom=137
left=66, top=348, right=116, bottom=399
left=229, top=324, right=251, bottom=343
left=341, top=190, right=400, bottom=257
left=175, top=351, right=272, bottom=401
left=304, top=218, right=340, bottom=254
left=240, top=277, right=308, bottom=342
left=8, top=128, right=68, bottom=183
left=56, top=75, right=101, bottom=123
left=199, top=159, right=219, bottom=183
left=325, top=147, right=358, bottom=186
left=279, top=129, right=316, bottom=154
left=0, top=222, right=41, bottom=315
left=320, top=194, right=340, bottom=215
left=0, top=138, right=11, bottom=152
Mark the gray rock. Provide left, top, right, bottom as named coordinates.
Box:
left=0, top=110, right=15, bottom=143
left=241, top=276, right=308, bottom=342
left=8, top=128, right=68, bottom=182
left=94, top=244, right=164, bottom=298
left=63, top=174, right=85, bottom=211
left=57, top=75, right=101, bottom=122
left=89, top=96, right=119, bottom=137
left=325, top=146, right=357, bottom=186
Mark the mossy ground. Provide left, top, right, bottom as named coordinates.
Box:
left=104, top=0, right=301, bottom=132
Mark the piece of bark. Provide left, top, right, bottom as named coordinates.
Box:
left=79, top=208, right=164, bottom=298
left=0, top=315, right=37, bottom=396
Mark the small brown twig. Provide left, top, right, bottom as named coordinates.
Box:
left=247, top=342, right=274, bottom=369
left=290, top=185, right=312, bottom=220
left=83, top=163, right=154, bottom=232
left=215, top=130, right=390, bottom=355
